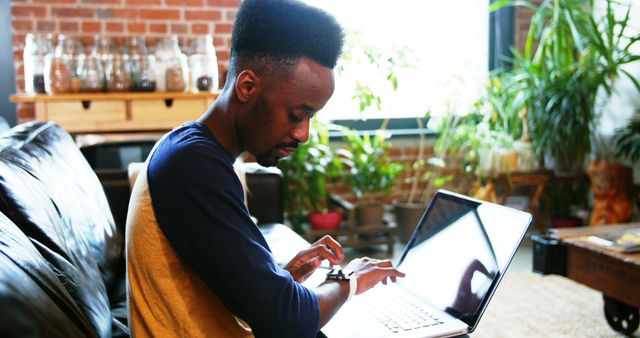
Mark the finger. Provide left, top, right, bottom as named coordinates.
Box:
left=312, top=235, right=332, bottom=246
left=315, top=236, right=344, bottom=262
left=295, top=244, right=336, bottom=263
left=390, top=276, right=397, bottom=283
left=305, top=244, right=342, bottom=265
left=379, top=267, right=406, bottom=278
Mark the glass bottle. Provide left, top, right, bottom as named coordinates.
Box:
left=70, top=39, right=85, bottom=93
left=154, top=37, right=171, bottom=92
left=44, top=34, right=74, bottom=94
left=105, top=53, right=131, bottom=92
left=95, top=36, right=113, bottom=72
left=134, top=54, right=157, bottom=92
left=126, top=37, right=156, bottom=92
left=188, top=35, right=219, bottom=93
left=155, top=36, right=188, bottom=92
left=23, top=33, right=52, bottom=94
left=79, top=37, right=105, bottom=93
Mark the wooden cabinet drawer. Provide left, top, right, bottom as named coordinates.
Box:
left=130, top=99, right=207, bottom=124
left=46, top=100, right=127, bottom=132
left=10, top=92, right=218, bottom=133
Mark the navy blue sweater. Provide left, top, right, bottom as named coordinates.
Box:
left=147, top=121, right=319, bottom=337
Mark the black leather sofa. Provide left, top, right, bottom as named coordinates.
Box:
left=0, top=121, right=126, bottom=337
left=0, top=121, right=285, bottom=337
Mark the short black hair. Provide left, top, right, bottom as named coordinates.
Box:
left=229, top=0, right=344, bottom=76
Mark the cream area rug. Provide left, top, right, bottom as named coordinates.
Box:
left=472, top=272, right=639, bottom=338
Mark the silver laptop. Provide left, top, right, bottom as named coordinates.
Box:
left=321, top=189, right=532, bottom=338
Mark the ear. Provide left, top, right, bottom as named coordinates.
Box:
left=235, top=70, right=261, bottom=103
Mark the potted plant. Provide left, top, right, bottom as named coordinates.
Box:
left=279, top=120, right=344, bottom=232
left=494, top=0, right=640, bottom=174
left=392, top=112, right=459, bottom=242
left=339, top=125, right=403, bottom=226
left=392, top=113, right=430, bottom=242
left=429, top=70, right=527, bottom=180
left=394, top=72, right=524, bottom=241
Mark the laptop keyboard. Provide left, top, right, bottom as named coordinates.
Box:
left=360, top=286, right=444, bottom=334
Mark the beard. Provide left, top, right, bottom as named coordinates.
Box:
left=255, top=150, right=279, bottom=167
left=254, top=142, right=299, bottom=167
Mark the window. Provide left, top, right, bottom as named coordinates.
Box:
left=303, top=0, right=490, bottom=122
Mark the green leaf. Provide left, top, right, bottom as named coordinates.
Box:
left=621, top=69, right=640, bottom=93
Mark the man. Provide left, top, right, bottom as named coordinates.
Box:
left=126, top=0, right=405, bottom=337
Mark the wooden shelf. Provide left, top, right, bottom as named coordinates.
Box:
left=10, top=92, right=218, bottom=103
left=9, top=92, right=219, bottom=134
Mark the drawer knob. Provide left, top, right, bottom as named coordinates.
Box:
left=164, top=99, right=174, bottom=108
left=81, top=100, right=92, bottom=110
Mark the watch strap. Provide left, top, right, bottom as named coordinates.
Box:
left=347, top=274, right=358, bottom=301
left=326, top=268, right=358, bottom=301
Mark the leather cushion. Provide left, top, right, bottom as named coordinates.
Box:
left=0, top=121, right=115, bottom=337
left=0, top=211, right=96, bottom=337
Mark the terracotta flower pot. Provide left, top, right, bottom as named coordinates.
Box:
left=309, top=210, right=343, bottom=231
left=393, top=201, right=426, bottom=243
left=355, top=201, right=385, bottom=226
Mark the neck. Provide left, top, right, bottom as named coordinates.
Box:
left=198, top=88, right=243, bottom=158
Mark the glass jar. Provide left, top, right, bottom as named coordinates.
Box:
left=23, top=33, right=52, bottom=94
left=134, top=54, right=157, bottom=92
left=105, top=53, right=131, bottom=92
left=95, top=36, right=113, bottom=72
left=126, top=37, right=156, bottom=92
left=188, top=35, right=219, bottom=93
left=44, top=34, right=75, bottom=94
left=165, top=56, right=188, bottom=92
left=155, top=36, right=188, bottom=92
left=79, top=39, right=105, bottom=93
left=70, top=39, right=85, bottom=93
left=154, top=37, right=171, bottom=92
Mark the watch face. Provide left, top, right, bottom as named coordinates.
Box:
left=327, top=268, right=354, bottom=281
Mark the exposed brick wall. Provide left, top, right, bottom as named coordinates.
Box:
left=10, top=0, right=239, bottom=122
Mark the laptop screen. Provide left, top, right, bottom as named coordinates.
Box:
left=396, top=190, right=531, bottom=331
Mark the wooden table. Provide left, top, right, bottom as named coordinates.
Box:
left=488, top=170, right=552, bottom=232
left=548, top=224, right=640, bottom=334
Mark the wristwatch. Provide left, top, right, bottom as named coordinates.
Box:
left=326, top=268, right=358, bottom=301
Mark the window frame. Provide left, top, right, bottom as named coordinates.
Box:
left=325, top=1, right=515, bottom=138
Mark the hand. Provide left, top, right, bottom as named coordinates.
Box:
left=345, top=257, right=405, bottom=295
left=284, top=235, right=344, bottom=283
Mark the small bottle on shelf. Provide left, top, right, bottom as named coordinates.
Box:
left=79, top=36, right=106, bottom=93
left=156, top=35, right=188, bottom=92
left=23, top=33, right=52, bottom=94
left=44, top=34, right=75, bottom=94
left=105, top=52, right=131, bottom=93
left=126, top=37, right=156, bottom=92
left=188, top=34, right=219, bottom=93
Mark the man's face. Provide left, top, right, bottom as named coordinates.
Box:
left=238, top=58, right=335, bottom=167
